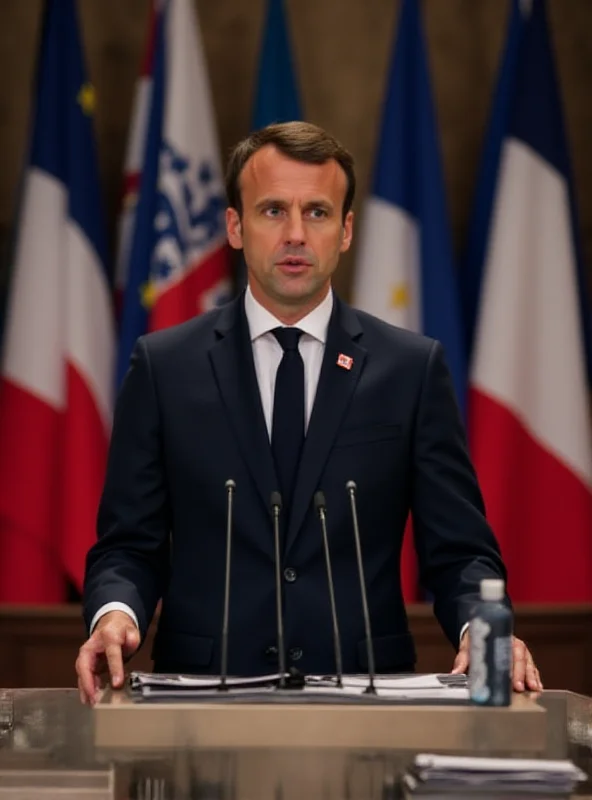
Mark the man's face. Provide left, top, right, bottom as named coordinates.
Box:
left=226, top=145, right=353, bottom=314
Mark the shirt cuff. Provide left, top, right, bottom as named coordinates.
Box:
left=89, top=602, right=139, bottom=634
left=459, top=621, right=469, bottom=644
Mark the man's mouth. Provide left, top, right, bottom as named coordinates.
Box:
left=277, top=258, right=312, bottom=267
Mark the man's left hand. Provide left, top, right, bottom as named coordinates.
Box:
left=451, top=632, right=543, bottom=692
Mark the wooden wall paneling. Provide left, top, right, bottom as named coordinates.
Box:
left=1, top=604, right=590, bottom=696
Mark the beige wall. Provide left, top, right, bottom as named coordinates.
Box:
left=0, top=0, right=591, bottom=301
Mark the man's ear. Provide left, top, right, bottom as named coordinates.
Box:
left=340, top=210, right=354, bottom=253
left=226, top=207, right=243, bottom=250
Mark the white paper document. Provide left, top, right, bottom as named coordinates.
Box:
left=404, top=752, right=587, bottom=795
left=303, top=684, right=469, bottom=701
left=318, top=674, right=465, bottom=690
left=128, top=671, right=468, bottom=702
left=414, top=754, right=586, bottom=775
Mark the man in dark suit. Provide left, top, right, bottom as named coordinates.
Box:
left=77, top=122, right=541, bottom=704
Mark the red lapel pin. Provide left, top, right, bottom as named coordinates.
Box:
left=337, top=353, right=354, bottom=370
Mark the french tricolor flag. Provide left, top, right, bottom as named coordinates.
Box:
left=0, top=0, right=115, bottom=601
left=115, top=0, right=232, bottom=387
left=467, top=0, right=592, bottom=601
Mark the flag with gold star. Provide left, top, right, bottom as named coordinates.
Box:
left=0, top=0, right=115, bottom=601
left=351, top=0, right=466, bottom=603
left=352, top=0, right=465, bottom=414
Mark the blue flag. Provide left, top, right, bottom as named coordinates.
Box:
left=251, top=0, right=302, bottom=129
left=353, top=0, right=466, bottom=414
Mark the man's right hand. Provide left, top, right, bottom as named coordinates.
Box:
left=75, top=611, right=140, bottom=706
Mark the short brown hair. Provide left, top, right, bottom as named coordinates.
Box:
left=225, top=121, right=355, bottom=222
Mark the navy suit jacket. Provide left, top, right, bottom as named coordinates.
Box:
left=83, top=292, right=507, bottom=676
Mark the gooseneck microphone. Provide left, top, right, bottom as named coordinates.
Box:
left=218, top=479, right=236, bottom=691
left=346, top=480, right=377, bottom=694
left=314, top=491, right=344, bottom=688
left=270, top=491, right=287, bottom=688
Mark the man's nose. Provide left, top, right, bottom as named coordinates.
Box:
left=284, top=211, right=306, bottom=246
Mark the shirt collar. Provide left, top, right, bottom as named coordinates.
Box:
left=244, top=283, right=333, bottom=344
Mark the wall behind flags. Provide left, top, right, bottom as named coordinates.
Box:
left=0, top=0, right=591, bottom=302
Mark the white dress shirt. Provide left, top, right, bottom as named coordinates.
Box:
left=90, top=286, right=333, bottom=633
left=245, top=283, right=333, bottom=436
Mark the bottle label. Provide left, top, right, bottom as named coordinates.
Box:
left=469, top=617, right=491, bottom=703
left=492, top=635, right=512, bottom=704
left=494, top=636, right=512, bottom=672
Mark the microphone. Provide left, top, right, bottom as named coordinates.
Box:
left=346, top=480, right=376, bottom=694
left=270, top=491, right=287, bottom=688
left=314, top=491, right=344, bottom=688
left=219, top=479, right=236, bottom=691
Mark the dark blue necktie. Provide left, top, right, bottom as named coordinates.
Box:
left=271, top=327, right=305, bottom=513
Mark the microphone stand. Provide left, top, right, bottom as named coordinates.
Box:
left=218, top=478, right=236, bottom=691
left=314, top=491, right=344, bottom=688
left=270, top=491, right=287, bottom=688
left=346, top=480, right=376, bottom=695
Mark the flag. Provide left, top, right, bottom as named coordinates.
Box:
left=461, top=0, right=525, bottom=360
left=114, top=6, right=158, bottom=318
left=352, top=0, right=465, bottom=601
left=0, top=0, right=114, bottom=601
left=116, top=0, right=232, bottom=386
left=352, top=0, right=465, bottom=412
left=468, top=0, right=592, bottom=601
left=251, top=0, right=302, bottom=129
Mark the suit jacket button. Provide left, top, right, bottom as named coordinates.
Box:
left=283, top=567, right=297, bottom=583
left=264, top=645, right=279, bottom=662
left=289, top=647, right=303, bottom=662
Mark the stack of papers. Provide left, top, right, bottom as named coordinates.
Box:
left=403, top=753, right=587, bottom=797
left=128, top=671, right=469, bottom=703
left=304, top=673, right=468, bottom=701
left=130, top=671, right=282, bottom=697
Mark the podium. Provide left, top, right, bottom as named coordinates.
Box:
left=90, top=681, right=591, bottom=798
left=94, top=686, right=546, bottom=753
left=0, top=684, right=590, bottom=798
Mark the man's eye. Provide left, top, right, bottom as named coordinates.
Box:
left=265, top=206, right=283, bottom=217
left=309, top=208, right=327, bottom=219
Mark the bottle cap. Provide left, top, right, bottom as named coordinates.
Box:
left=480, top=578, right=505, bottom=602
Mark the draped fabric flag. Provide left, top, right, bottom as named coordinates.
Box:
left=114, top=5, right=157, bottom=319
left=251, top=0, right=302, bottom=130
left=0, top=0, right=114, bottom=601
left=116, top=0, right=231, bottom=386
left=461, top=0, right=526, bottom=360
left=352, top=0, right=465, bottom=601
left=468, top=0, right=592, bottom=601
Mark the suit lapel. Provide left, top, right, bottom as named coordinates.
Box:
left=209, top=296, right=277, bottom=519
left=286, top=299, right=367, bottom=554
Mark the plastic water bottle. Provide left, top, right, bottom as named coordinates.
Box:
left=468, top=578, right=512, bottom=706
